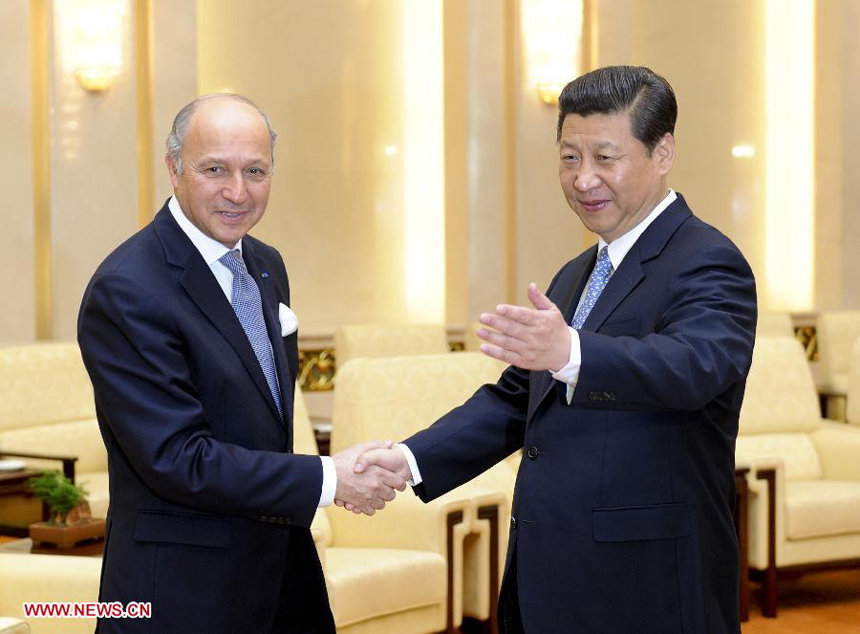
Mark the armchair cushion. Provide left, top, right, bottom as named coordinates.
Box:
left=326, top=548, right=445, bottom=629
left=785, top=480, right=860, bottom=540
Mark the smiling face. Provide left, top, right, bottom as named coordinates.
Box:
left=167, top=98, right=273, bottom=248
left=558, top=110, right=674, bottom=243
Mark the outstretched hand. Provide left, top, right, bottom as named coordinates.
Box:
left=332, top=440, right=407, bottom=516
left=476, top=283, right=571, bottom=371
left=335, top=446, right=413, bottom=514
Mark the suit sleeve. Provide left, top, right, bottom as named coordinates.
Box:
left=77, top=272, right=322, bottom=527
left=403, top=265, right=571, bottom=502
left=574, top=243, right=757, bottom=410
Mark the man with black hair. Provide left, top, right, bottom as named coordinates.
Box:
left=355, top=66, right=756, bottom=633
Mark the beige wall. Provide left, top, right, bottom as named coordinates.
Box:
left=0, top=0, right=36, bottom=342
left=5, top=0, right=860, bottom=343
left=198, top=0, right=412, bottom=334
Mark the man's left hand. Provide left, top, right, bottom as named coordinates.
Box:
left=477, top=283, right=571, bottom=372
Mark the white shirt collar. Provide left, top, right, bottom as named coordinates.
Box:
left=168, top=195, right=242, bottom=265
left=597, top=189, right=677, bottom=270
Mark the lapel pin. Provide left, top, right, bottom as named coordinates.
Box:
left=261, top=272, right=269, bottom=278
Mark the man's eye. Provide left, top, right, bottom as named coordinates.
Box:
left=205, top=166, right=225, bottom=174
left=562, top=155, right=580, bottom=162
left=246, top=168, right=267, bottom=177
left=596, top=155, right=612, bottom=162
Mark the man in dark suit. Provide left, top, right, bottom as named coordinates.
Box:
left=354, top=66, right=757, bottom=632
left=78, top=94, right=405, bottom=633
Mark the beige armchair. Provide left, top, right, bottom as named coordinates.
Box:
left=0, top=618, right=29, bottom=634
left=0, top=552, right=101, bottom=634
left=332, top=352, right=516, bottom=628
left=334, top=324, right=450, bottom=367
left=816, top=310, right=860, bottom=419
left=0, top=343, right=108, bottom=519
left=294, top=384, right=465, bottom=633
left=845, top=337, right=860, bottom=426
left=736, top=335, right=860, bottom=617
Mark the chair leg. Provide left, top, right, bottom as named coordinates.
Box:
left=757, top=468, right=778, bottom=618
left=478, top=505, right=500, bottom=634
left=761, top=563, right=778, bottom=618
left=447, top=510, right=465, bottom=633
left=734, top=468, right=750, bottom=622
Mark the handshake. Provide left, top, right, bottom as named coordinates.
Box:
left=331, top=441, right=413, bottom=516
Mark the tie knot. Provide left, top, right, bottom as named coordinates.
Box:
left=595, top=246, right=612, bottom=275
left=219, top=249, right=247, bottom=276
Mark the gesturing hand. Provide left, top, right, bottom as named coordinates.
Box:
left=477, top=282, right=571, bottom=371
left=332, top=440, right=407, bottom=516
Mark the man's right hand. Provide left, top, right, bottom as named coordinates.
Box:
left=332, top=441, right=407, bottom=516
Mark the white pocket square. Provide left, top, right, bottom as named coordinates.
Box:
left=278, top=303, right=298, bottom=337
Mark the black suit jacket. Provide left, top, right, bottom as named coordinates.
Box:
left=78, top=202, right=334, bottom=633
left=405, top=194, right=757, bottom=633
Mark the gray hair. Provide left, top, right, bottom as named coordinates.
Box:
left=166, top=93, right=277, bottom=173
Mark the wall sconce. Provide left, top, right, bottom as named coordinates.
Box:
left=57, top=0, right=125, bottom=93
left=522, top=0, right=583, bottom=106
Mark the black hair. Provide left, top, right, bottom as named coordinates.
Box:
left=556, top=65, right=677, bottom=152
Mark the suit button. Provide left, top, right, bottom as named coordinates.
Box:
left=511, top=517, right=517, bottom=529
left=526, top=445, right=539, bottom=459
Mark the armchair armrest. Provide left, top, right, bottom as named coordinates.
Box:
left=310, top=526, right=326, bottom=569
left=0, top=451, right=77, bottom=482
left=810, top=420, right=860, bottom=480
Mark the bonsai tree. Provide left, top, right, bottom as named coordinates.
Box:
left=28, top=471, right=90, bottom=526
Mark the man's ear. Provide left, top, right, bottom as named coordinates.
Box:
left=653, top=133, right=675, bottom=175
left=166, top=155, right=180, bottom=188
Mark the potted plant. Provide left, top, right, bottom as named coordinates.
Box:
left=28, top=471, right=105, bottom=548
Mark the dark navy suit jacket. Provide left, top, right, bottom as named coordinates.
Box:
left=78, top=202, right=334, bottom=633
left=405, top=194, right=757, bottom=633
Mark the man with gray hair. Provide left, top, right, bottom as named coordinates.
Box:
left=78, top=93, right=405, bottom=633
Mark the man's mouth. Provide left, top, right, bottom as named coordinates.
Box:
left=218, top=211, right=246, bottom=219
left=579, top=199, right=610, bottom=212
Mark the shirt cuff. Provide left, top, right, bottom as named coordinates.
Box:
left=318, top=456, right=337, bottom=507
left=550, top=326, right=582, bottom=386
left=396, top=443, right=423, bottom=486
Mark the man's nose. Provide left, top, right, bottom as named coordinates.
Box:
left=222, top=172, right=248, bottom=204
left=573, top=160, right=600, bottom=192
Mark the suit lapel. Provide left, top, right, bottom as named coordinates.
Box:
left=155, top=208, right=283, bottom=422
left=526, top=195, right=693, bottom=420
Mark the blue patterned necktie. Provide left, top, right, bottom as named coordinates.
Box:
left=219, top=249, right=282, bottom=419
left=571, top=246, right=614, bottom=329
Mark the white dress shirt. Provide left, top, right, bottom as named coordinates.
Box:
left=169, top=196, right=337, bottom=507
left=399, top=189, right=678, bottom=486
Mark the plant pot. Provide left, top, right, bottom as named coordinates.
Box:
left=29, top=518, right=106, bottom=549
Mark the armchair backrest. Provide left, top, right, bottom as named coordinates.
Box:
left=755, top=312, right=795, bottom=338
left=0, top=342, right=105, bottom=473
left=334, top=324, right=449, bottom=367
left=331, top=352, right=507, bottom=454
left=737, top=335, right=823, bottom=480
left=817, top=310, right=860, bottom=393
